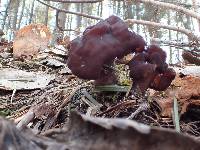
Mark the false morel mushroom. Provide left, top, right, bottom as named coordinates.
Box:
left=67, top=15, right=146, bottom=85
left=67, top=15, right=175, bottom=96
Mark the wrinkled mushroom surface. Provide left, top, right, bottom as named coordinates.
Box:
left=128, top=46, right=176, bottom=94
left=67, top=15, right=146, bottom=83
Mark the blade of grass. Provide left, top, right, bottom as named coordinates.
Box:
left=172, top=96, right=180, bottom=133
left=94, top=85, right=130, bottom=92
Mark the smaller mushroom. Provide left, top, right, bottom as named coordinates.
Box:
left=146, top=45, right=168, bottom=73
left=128, top=45, right=176, bottom=95
left=150, top=68, right=176, bottom=91
left=128, top=53, right=157, bottom=95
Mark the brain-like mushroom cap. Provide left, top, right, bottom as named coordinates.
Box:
left=128, top=53, right=157, bottom=93
left=150, top=68, right=176, bottom=91
left=146, top=45, right=167, bottom=72
left=67, top=15, right=146, bottom=80
left=128, top=47, right=176, bottom=94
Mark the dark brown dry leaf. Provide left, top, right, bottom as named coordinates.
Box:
left=41, top=110, right=57, bottom=132
left=181, top=99, right=200, bottom=115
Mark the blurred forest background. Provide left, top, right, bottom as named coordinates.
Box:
left=0, top=0, right=200, bottom=64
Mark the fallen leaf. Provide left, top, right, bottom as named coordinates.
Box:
left=56, top=112, right=200, bottom=150
left=1, top=112, right=200, bottom=150
left=13, top=24, right=51, bottom=59
left=154, top=75, right=200, bottom=117
left=0, top=68, right=55, bottom=90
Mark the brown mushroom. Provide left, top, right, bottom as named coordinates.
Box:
left=67, top=15, right=146, bottom=85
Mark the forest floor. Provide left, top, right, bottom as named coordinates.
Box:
left=0, top=28, right=200, bottom=149
left=0, top=49, right=200, bottom=137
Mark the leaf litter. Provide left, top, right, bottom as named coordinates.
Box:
left=0, top=24, right=200, bottom=149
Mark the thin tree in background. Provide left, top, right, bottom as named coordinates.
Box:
left=17, top=0, right=26, bottom=29
left=44, top=1, right=50, bottom=26
left=29, top=0, right=36, bottom=24
left=10, top=0, right=20, bottom=31
left=192, top=0, right=200, bottom=31
left=1, top=0, right=11, bottom=30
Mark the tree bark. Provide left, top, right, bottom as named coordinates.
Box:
left=44, top=1, right=50, bottom=26
left=10, top=0, right=20, bottom=31
left=17, top=0, right=26, bottom=29
left=29, top=0, right=36, bottom=24
left=57, top=3, right=70, bottom=31
left=1, top=0, right=11, bottom=30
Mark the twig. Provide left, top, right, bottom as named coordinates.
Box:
left=58, top=81, right=93, bottom=109
left=81, top=89, right=102, bottom=108
left=16, top=111, right=35, bottom=130
left=143, top=113, right=160, bottom=126
left=127, top=102, right=149, bottom=119
left=58, top=86, right=82, bottom=109
left=98, top=100, right=136, bottom=116
left=36, top=0, right=102, bottom=20
left=10, top=89, right=17, bottom=103
left=125, top=19, right=200, bottom=41
left=132, top=0, right=200, bottom=21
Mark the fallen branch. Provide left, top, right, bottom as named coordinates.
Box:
left=36, top=0, right=102, bottom=20
left=133, top=0, right=200, bottom=21
left=16, top=111, right=35, bottom=130
left=125, top=19, right=200, bottom=42
left=151, top=38, right=193, bottom=47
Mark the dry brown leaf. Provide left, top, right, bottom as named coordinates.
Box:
left=155, top=98, right=173, bottom=117
left=173, top=76, right=200, bottom=99
left=155, top=76, right=200, bottom=117
left=13, top=24, right=51, bottom=59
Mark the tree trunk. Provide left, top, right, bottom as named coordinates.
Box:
left=44, top=1, right=50, bottom=26
left=29, top=0, right=36, bottom=24
left=10, top=0, right=20, bottom=31
left=50, top=3, right=70, bottom=46
left=76, top=3, right=83, bottom=30
left=168, top=11, right=173, bottom=64
left=17, top=0, right=26, bottom=29
left=192, top=0, right=200, bottom=31
left=1, top=0, right=11, bottom=30
left=57, top=3, right=70, bottom=31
